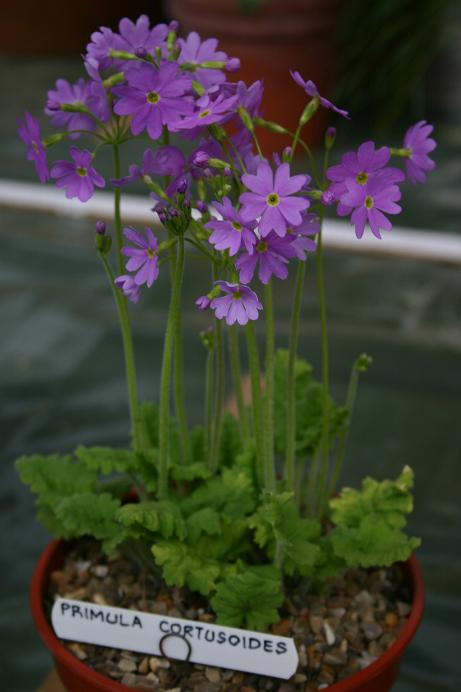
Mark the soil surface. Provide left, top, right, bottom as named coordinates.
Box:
left=47, top=540, right=412, bottom=691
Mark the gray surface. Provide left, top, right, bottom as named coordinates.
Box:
left=1, top=55, right=461, bottom=692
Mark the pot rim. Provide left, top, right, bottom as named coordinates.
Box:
left=30, top=539, right=425, bottom=691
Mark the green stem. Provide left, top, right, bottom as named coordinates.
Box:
left=158, top=235, right=186, bottom=499
left=246, top=322, right=265, bottom=489
left=205, top=348, right=215, bottom=459
left=290, top=121, right=303, bottom=160
left=264, top=281, right=276, bottom=491
left=306, top=448, right=321, bottom=516
left=100, top=256, right=141, bottom=452
left=285, top=261, right=306, bottom=491
left=228, top=326, right=250, bottom=443
left=210, top=310, right=225, bottom=473
left=174, top=305, right=191, bottom=464
left=327, top=364, right=360, bottom=500
left=314, top=215, right=331, bottom=518
left=112, top=144, right=124, bottom=275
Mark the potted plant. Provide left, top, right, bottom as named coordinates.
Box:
left=17, top=13, right=435, bottom=692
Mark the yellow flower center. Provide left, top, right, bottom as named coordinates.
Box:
left=231, top=221, right=242, bottom=232
left=146, top=91, right=160, bottom=104
left=232, top=291, right=242, bottom=300
left=365, top=195, right=374, bottom=209
left=146, top=248, right=155, bottom=259
left=76, top=167, right=87, bottom=177
left=266, top=193, right=280, bottom=207
left=199, top=109, right=211, bottom=119
left=356, top=172, right=368, bottom=185
left=256, top=241, right=267, bottom=253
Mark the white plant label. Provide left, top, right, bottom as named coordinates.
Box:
left=52, top=597, right=298, bottom=679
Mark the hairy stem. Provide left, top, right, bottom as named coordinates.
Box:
left=210, top=314, right=225, bottom=472
left=264, top=281, right=276, bottom=491
left=205, top=348, right=215, bottom=459
left=228, top=326, right=250, bottom=444
left=246, top=322, right=265, bottom=488
left=158, top=236, right=185, bottom=499
left=285, top=260, right=306, bottom=491
left=112, top=144, right=124, bottom=275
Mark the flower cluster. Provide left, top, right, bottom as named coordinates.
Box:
left=17, top=14, right=436, bottom=326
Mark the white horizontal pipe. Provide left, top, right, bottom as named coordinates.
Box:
left=1, top=178, right=460, bottom=265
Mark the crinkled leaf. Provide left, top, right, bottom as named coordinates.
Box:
left=250, top=493, right=322, bottom=576
left=211, top=566, right=283, bottom=630
left=195, top=518, right=249, bottom=561
left=116, top=501, right=186, bottom=540
left=219, top=412, right=243, bottom=467
left=181, top=468, right=255, bottom=519
left=170, top=462, right=211, bottom=482
left=152, top=541, right=221, bottom=595
left=55, top=492, right=122, bottom=553
left=187, top=508, right=221, bottom=542
left=330, top=516, right=421, bottom=568
left=330, top=466, right=416, bottom=531
left=15, top=454, right=96, bottom=498
left=75, top=446, right=137, bottom=475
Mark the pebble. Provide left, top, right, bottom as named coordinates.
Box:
left=397, top=600, right=411, bottom=617
left=92, top=564, right=109, bottom=578
left=67, top=643, right=87, bottom=660
left=362, top=622, right=384, bottom=641
left=138, top=657, right=149, bottom=675
left=92, top=592, right=108, bottom=605
left=309, top=614, right=324, bottom=634
left=323, top=621, right=336, bottom=646
left=205, top=667, right=221, bottom=683
left=118, top=656, right=137, bottom=673
left=384, top=611, right=399, bottom=628
left=120, top=672, right=136, bottom=686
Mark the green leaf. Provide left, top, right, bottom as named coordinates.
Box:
left=55, top=492, right=122, bottom=553
left=330, top=516, right=421, bottom=568
left=16, top=453, right=96, bottom=497
left=170, top=462, right=211, bottom=482
left=186, top=508, right=221, bottom=542
left=330, top=465, right=416, bottom=531
left=75, top=446, right=138, bottom=475
left=191, top=426, right=206, bottom=462
left=195, top=518, right=250, bottom=561
left=219, top=412, right=243, bottom=467
left=250, top=493, right=322, bottom=576
left=152, top=541, right=221, bottom=595
left=182, top=468, right=255, bottom=520
left=116, top=501, right=186, bottom=540
left=211, top=566, right=283, bottom=630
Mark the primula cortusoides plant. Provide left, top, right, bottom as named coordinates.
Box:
left=16, top=15, right=435, bottom=630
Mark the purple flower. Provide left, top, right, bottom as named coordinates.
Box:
left=17, top=112, right=49, bottom=183
left=403, top=121, right=436, bottom=184
left=178, top=31, right=228, bottom=89
left=118, top=15, right=168, bottom=57
left=327, top=141, right=404, bottom=216
left=195, top=295, right=211, bottom=310
left=121, top=226, right=160, bottom=287
left=290, top=71, right=350, bottom=119
left=173, top=92, right=238, bottom=131
left=50, top=147, right=105, bottom=202
left=205, top=197, right=257, bottom=256
left=210, top=281, right=262, bottom=325
left=86, top=26, right=125, bottom=71
left=112, top=62, right=192, bottom=140
left=340, top=173, right=402, bottom=239
left=45, top=78, right=109, bottom=135
left=115, top=275, right=141, bottom=303
left=240, top=161, right=309, bottom=238
left=113, top=145, right=186, bottom=188
left=285, top=213, right=320, bottom=260
left=236, top=232, right=295, bottom=284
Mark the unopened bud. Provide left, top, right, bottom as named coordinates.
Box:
left=169, top=20, right=179, bottom=32
left=196, top=200, right=208, bottom=214
left=355, top=353, right=373, bottom=372
left=176, top=178, right=188, bottom=194
left=325, top=126, right=336, bottom=150
left=237, top=106, right=254, bottom=133
left=321, top=189, right=335, bottom=206
left=196, top=295, right=211, bottom=310
left=135, top=46, right=148, bottom=59
left=191, top=150, right=210, bottom=168
left=254, top=117, right=288, bottom=135
left=282, top=146, right=292, bottom=163
left=300, top=97, right=319, bottom=126
left=95, top=220, right=106, bottom=235
left=226, top=57, right=240, bottom=72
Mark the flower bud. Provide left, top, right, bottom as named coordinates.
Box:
left=135, top=46, right=148, bottom=59
left=196, top=200, right=208, bottom=214
left=191, top=150, right=210, bottom=168
left=169, top=20, right=179, bottom=32
left=355, top=353, right=373, bottom=372
left=237, top=106, right=254, bottom=133
left=176, top=178, right=188, bottom=194
left=223, top=167, right=232, bottom=178
left=299, top=97, right=319, bottom=126
left=321, top=189, right=335, bottom=206
left=196, top=295, right=210, bottom=310
left=226, top=57, right=241, bottom=72
left=325, top=126, right=336, bottom=150
left=95, top=220, right=106, bottom=235
left=282, top=146, right=292, bottom=163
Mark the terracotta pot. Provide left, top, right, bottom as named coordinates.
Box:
left=31, top=538, right=424, bottom=692
left=166, top=0, right=344, bottom=152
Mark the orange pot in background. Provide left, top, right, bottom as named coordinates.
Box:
left=166, top=0, right=344, bottom=153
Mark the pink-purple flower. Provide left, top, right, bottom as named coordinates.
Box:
left=403, top=121, right=436, bottom=184
left=45, top=78, right=109, bottom=134
left=290, top=71, right=350, bottom=119
left=205, top=197, right=257, bottom=256
left=210, top=281, right=262, bottom=325
left=340, top=173, right=402, bottom=239
left=173, top=92, right=238, bottom=131
left=177, top=31, right=229, bottom=89
left=240, top=161, right=309, bottom=238
left=50, top=147, right=105, bottom=202
left=285, top=213, right=320, bottom=260
left=17, top=112, right=49, bottom=183
left=121, top=226, right=160, bottom=287
left=112, top=62, right=192, bottom=140
left=115, top=275, right=141, bottom=303
left=236, top=232, right=295, bottom=284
